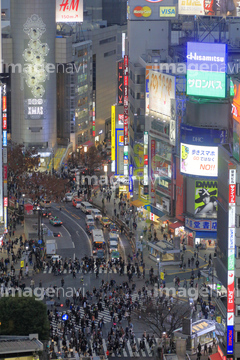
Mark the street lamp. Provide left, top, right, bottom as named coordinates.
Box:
left=84, top=146, right=88, bottom=166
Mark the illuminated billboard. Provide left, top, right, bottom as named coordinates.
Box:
left=149, top=70, right=175, bottom=117
left=195, top=180, right=218, bottom=218
left=179, top=0, right=239, bottom=17
left=187, top=42, right=227, bottom=98
left=181, top=143, right=218, bottom=177
left=56, top=0, right=83, bottom=23
left=118, top=62, right=124, bottom=105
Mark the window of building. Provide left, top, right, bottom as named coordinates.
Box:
left=237, top=305, right=240, bottom=316
left=237, top=332, right=240, bottom=342
left=99, top=36, right=116, bottom=45
left=104, top=50, right=116, bottom=58
left=238, top=278, right=240, bottom=290
left=238, top=247, right=240, bottom=258
left=237, top=215, right=240, bottom=228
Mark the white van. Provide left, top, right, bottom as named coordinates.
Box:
left=109, top=240, right=118, bottom=253
left=80, top=202, right=93, bottom=214
left=91, top=208, right=102, bottom=220
left=85, top=214, right=94, bottom=226
left=109, top=232, right=119, bottom=243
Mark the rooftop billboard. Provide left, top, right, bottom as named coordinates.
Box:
left=179, top=0, right=240, bottom=17
left=149, top=70, right=175, bottom=117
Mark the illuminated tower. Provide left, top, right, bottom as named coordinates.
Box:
left=10, top=0, right=57, bottom=148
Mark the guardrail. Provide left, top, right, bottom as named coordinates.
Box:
left=90, top=200, right=136, bottom=254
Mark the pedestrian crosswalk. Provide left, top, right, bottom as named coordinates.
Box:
left=48, top=336, right=159, bottom=358
left=43, top=265, right=131, bottom=275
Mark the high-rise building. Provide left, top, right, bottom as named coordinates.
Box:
left=10, top=0, right=57, bottom=148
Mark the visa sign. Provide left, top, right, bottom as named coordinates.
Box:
left=160, top=7, right=176, bottom=17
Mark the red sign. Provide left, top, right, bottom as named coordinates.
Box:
left=2, top=96, right=6, bottom=112
left=2, top=113, right=7, bottom=130
left=144, top=154, right=148, bottom=166
left=3, top=165, right=7, bottom=180
left=118, top=114, right=124, bottom=123
left=227, top=281, right=234, bottom=313
left=229, top=184, right=236, bottom=204
left=59, top=0, right=79, bottom=11
left=118, top=62, right=124, bottom=105
left=3, top=197, right=8, bottom=207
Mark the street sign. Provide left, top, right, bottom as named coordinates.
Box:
left=20, top=260, right=24, bottom=268
left=62, top=314, right=68, bottom=321
left=38, top=240, right=42, bottom=244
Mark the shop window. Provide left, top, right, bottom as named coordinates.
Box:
left=238, top=278, right=240, bottom=290
left=237, top=305, right=240, bottom=316
left=237, top=331, right=240, bottom=342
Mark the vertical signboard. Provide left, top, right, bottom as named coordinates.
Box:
left=0, top=85, right=2, bottom=222
left=151, top=139, right=156, bottom=201
left=2, top=83, right=7, bottom=232
left=144, top=131, right=149, bottom=186
left=124, top=55, right=129, bottom=176
left=92, top=91, right=95, bottom=137
left=118, top=62, right=124, bottom=105
left=227, top=166, right=236, bottom=355
left=111, top=105, right=116, bottom=166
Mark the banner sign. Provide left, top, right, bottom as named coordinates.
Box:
left=195, top=180, right=217, bottom=218
left=185, top=217, right=217, bottom=231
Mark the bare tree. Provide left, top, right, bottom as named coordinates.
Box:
left=135, top=297, right=190, bottom=338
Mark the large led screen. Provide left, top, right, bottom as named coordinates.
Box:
left=187, top=42, right=227, bottom=98
left=181, top=143, right=218, bottom=177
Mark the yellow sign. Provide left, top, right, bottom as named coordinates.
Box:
left=20, top=260, right=24, bottom=268
left=160, top=272, right=164, bottom=280
left=216, top=316, right=221, bottom=324
left=160, top=6, right=176, bottom=17
left=111, top=105, right=116, bottom=161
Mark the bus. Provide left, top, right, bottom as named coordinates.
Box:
left=92, top=229, right=105, bottom=255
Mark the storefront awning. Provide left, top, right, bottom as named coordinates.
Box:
left=130, top=200, right=146, bottom=208
left=195, top=231, right=217, bottom=239
left=169, top=220, right=184, bottom=230
left=209, top=353, right=222, bottom=360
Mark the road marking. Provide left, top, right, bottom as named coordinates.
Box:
left=62, top=225, right=71, bottom=237
left=73, top=253, right=75, bottom=260
left=52, top=205, right=92, bottom=254
left=72, top=241, right=75, bottom=248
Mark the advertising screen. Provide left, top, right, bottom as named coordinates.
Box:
left=232, top=78, right=240, bottom=123
left=179, top=0, right=240, bottom=17
left=187, top=42, right=227, bottom=98
left=195, top=180, right=218, bottom=218
left=56, top=0, right=83, bottom=23
left=149, top=70, right=175, bottom=117
left=181, top=143, right=218, bottom=177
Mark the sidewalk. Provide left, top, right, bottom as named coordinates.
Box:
left=0, top=222, right=34, bottom=275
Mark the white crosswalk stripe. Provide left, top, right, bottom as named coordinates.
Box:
left=48, top=310, right=159, bottom=358
left=48, top=337, right=158, bottom=358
